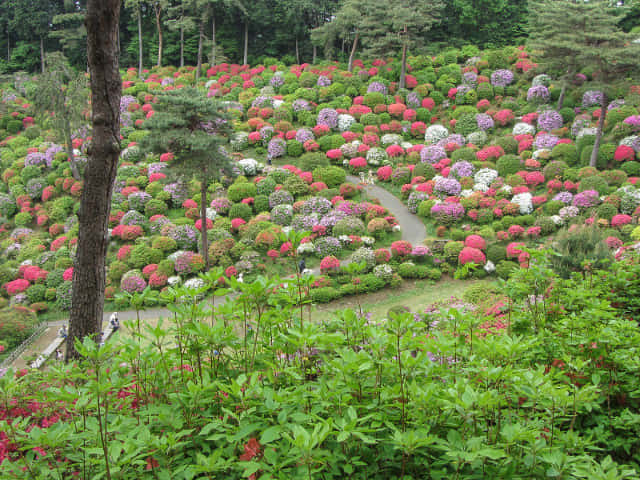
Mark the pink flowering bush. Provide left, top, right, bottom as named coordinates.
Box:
left=458, top=247, right=486, bottom=265
left=464, top=234, right=486, bottom=250
left=320, top=255, right=340, bottom=274
left=391, top=240, right=412, bottom=258
left=4, top=279, right=30, bottom=295
left=611, top=214, right=632, bottom=228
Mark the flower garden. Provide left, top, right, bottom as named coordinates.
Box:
left=0, top=40, right=639, bottom=478
left=1, top=45, right=640, bottom=357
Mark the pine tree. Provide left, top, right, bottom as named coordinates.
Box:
left=31, top=52, right=88, bottom=180
left=142, top=87, right=233, bottom=269
left=527, top=0, right=587, bottom=109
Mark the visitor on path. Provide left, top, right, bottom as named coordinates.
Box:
left=58, top=325, right=67, bottom=338
left=109, top=312, right=119, bottom=332
left=56, top=349, right=63, bottom=361
left=298, top=258, right=306, bottom=274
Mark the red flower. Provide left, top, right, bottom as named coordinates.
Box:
left=239, top=438, right=261, bottom=461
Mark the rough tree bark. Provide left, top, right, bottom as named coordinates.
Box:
left=399, top=25, right=408, bottom=89
left=67, top=0, right=122, bottom=361
left=180, top=25, right=185, bottom=67
left=40, top=37, right=45, bottom=73
left=589, top=92, right=607, bottom=168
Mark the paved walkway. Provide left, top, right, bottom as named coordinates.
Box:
left=10, top=177, right=426, bottom=369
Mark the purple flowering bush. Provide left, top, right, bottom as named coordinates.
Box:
left=431, top=203, right=465, bottom=225
left=572, top=190, right=600, bottom=209
left=537, top=110, right=563, bottom=131
left=270, top=204, right=294, bottom=225
left=553, top=191, right=573, bottom=204
left=527, top=85, right=550, bottom=104
left=120, top=272, right=147, bottom=293
left=302, top=196, right=332, bottom=216
left=315, top=236, right=341, bottom=257
left=490, top=69, right=514, bottom=87
left=476, top=113, right=494, bottom=131
left=120, top=210, right=146, bottom=226
left=420, top=145, right=447, bottom=164
left=582, top=90, right=604, bottom=108
left=295, top=128, right=314, bottom=143
left=269, top=190, right=294, bottom=208
left=449, top=161, right=475, bottom=179
left=267, top=137, right=286, bottom=158
left=168, top=224, right=199, bottom=250
left=533, top=133, right=560, bottom=150
left=367, top=81, right=388, bottom=94
left=317, top=108, right=339, bottom=129
left=291, top=213, right=320, bottom=232
left=434, top=177, right=462, bottom=197
left=407, top=192, right=430, bottom=213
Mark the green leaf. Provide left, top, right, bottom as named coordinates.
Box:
left=260, top=426, right=281, bottom=444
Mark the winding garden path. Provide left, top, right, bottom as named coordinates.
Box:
left=9, top=177, right=427, bottom=370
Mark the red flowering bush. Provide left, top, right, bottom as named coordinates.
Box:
left=614, top=145, right=635, bottom=162
left=374, top=248, right=391, bottom=264
left=506, top=242, right=526, bottom=258
left=391, top=240, right=412, bottom=258
left=377, top=165, right=392, bottom=181
left=493, top=109, right=515, bottom=126
left=611, top=214, right=632, bottom=228
left=4, top=278, right=30, bottom=295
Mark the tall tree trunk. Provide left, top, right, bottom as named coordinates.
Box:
left=243, top=20, right=248, bottom=65
left=312, top=44, right=317, bottom=64
left=155, top=5, right=163, bottom=67
left=556, top=81, right=567, bottom=110
left=399, top=43, right=407, bottom=89
left=196, top=20, right=203, bottom=82
left=137, top=5, right=143, bottom=76
left=6, top=25, right=9, bottom=62
left=68, top=0, right=122, bottom=361
left=211, top=12, right=216, bottom=65
left=295, top=37, right=299, bottom=65
left=180, top=25, right=184, bottom=67
left=200, top=180, right=209, bottom=270
left=40, top=37, right=45, bottom=73
left=399, top=26, right=408, bottom=89
left=589, top=92, right=607, bottom=168
left=347, top=31, right=358, bottom=73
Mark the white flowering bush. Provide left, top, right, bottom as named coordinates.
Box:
left=424, top=125, right=449, bottom=144
left=467, top=131, right=488, bottom=146
left=473, top=168, right=498, bottom=187
left=500, top=185, right=513, bottom=195
left=460, top=189, right=474, bottom=197
left=206, top=208, right=217, bottom=221
left=472, top=183, right=489, bottom=192
left=532, top=149, right=551, bottom=160
left=532, top=74, right=551, bottom=87
left=238, top=158, right=261, bottom=176
left=484, top=260, right=495, bottom=273
left=512, top=192, right=533, bottom=214
left=168, top=250, right=187, bottom=262
left=512, top=122, right=536, bottom=136
left=620, top=136, right=640, bottom=152
left=576, top=127, right=597, bottom=140
left=361, top=236, right=375, bottom=246
left=297, top=242, right=315, bottom=255
left=337, top=114, right=356, bottom=132
left=230, top=132, right=249, bottom=152
left=381, top=134, right=403, bottom=146
left=272, top=99, right=284, bottom=109
left=366, top=147, right=388, bottom=166
left=167, top=275, right=181, bottom=286
left=373, top=264, right=394, bottom=281
left=551, top=215, right=564, bottom=226
left=617, top=186, right=640, bottom=214
left=340, top=141, right=360, bottom=158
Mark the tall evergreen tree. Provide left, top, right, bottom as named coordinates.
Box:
left=50, top=0, right=87, bottom=68
left=142, top=87, right=233, bottom=269
left=68, top=0, right=122, bottom=361
left=124, top=0, right=147, bottom=76
left=527, top=0, right=586, bottom=109
left=31, top=52, right=88, bottom=180
left=9, top=0, right=56, bottom=73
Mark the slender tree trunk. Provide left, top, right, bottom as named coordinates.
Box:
left=200, top=181, right=209, bottom=270
left=196, top=20, right=203, bottom=82
left=589, top=92, right=607, bottom=168
left=295, top=37, right=300, bottom=65
left=68, top=0, right=122, bottom=361
left=40, top=37, right=45, bottom=73
left=211, top=12, right=216, bottom=65
left=312, top=44, right=317, bottom=64
left=137, top=6, right=143, bottom=76
left=399, top=43, right=407, bottom=89
left=6, top=25, right=9, bottom=62
left=155, top=6, right=163, bottom=67
left=399, top=26, right=408, bottom=89
left=243, top=20, right=248, bottom=65
left=180, top=25, right=184, bottom=67
left=556, top=81, right=567, bottom=110
left=347, top=31, right=358, bottom=73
